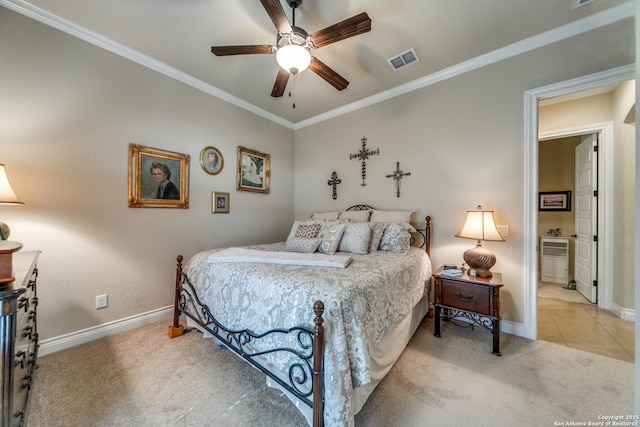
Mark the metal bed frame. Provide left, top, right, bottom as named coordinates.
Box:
left=168, top=206, right=432, bottom=427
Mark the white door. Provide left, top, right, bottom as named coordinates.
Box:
left=574, top=134, right=598, bottom=303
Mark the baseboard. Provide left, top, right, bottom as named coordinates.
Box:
left=38, top=306, right=173, bottom=357
left=610, top=302, right=635, bottom=322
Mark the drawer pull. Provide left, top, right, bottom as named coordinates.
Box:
left=15, top=351, right=26, bottom=369
left=18, top=297, right=29, bottom=313
left=455, top=292, right=474, bottom=302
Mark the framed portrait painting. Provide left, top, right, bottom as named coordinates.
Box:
left=237, top=146, right=270, bottom=194
left=200, top=146, right=223, bottom=175
left=539, top=191, right=571, bottom=211
left=212, top=191, right=230, bottom=214
left=128, top=143, right=190, bottom=208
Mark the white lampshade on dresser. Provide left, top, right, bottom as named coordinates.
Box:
left=0, top=164, right=24, bottom=284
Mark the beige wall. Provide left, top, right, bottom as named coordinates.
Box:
left=0, top=9, right=295, bottom=340
left=294, top=19, right=634, bottom=327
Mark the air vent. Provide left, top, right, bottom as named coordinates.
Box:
left=387, top=48, right=420, bottom=71
left=572, top=0, right=596, bottom=9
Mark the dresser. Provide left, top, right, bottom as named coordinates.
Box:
left=433, top=266, right=503, bottom=355
left=0, top=251, right=40, bottom=426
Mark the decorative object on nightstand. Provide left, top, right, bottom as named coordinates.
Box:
left=455, top=205, right=504, bottom=278
left=433, top=266, right=503, bottom=355
left=0, top=164, right=25, bottom=283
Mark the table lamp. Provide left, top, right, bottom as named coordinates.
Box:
left=455, top=205, right=504, bottom=278
left=0, top=164, right=24, bottom=284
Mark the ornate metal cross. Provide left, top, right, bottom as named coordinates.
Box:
left=386, top=161, right=411, bottom=198
left=349, top=137, right=380, bottom=186
left=327, top=171, right=342, bottom=200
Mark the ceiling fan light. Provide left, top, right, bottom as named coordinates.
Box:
left=276, top=44, right=311, bottom=74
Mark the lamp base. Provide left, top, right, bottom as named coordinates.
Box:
left=0, top=241, right=23, bottom=284
left=463, top=244, right=496, bottom=279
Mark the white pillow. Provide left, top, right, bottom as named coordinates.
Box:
left=311, top=211, right=340, bottom=220
left=338, top=210, right=371, bottom=222
left=379, top=223, right=417, bottom=253
left=338, top=223, right=372, bottom=254
left=368, top=222, right=387, bottom=253
left=318, top=223, right=347, bottom=255
left=370, top=210, right=415, bottom=223
left=285, top=237, right=322, bottom=253
left=286, top=220, right=320, bottom=243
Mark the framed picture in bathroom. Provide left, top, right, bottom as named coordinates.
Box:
left=539, top=191, right=571, bottom=211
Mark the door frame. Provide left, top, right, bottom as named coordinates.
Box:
left=523, top=64, right=634, bottom=340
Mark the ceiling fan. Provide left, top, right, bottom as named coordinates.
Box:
left=211, top=0, right=372, bottom=98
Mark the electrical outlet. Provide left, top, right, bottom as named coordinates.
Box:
left=96, top=294, right=108, bottom=309
left=497, top=225, right=509, bottom=237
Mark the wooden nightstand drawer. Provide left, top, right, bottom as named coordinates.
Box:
left=439, top=279, right=492, bottom=316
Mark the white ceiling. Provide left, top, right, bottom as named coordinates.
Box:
left=3, top=0, right=633, bottom=126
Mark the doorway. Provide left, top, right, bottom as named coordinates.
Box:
left=523, top=64, right=635, bottom=341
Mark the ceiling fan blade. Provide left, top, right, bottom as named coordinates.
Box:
left=211, top=45, right=275, bottom=56
left=271, top=67, right=290, bottom=97
left=309, top=57, right=349, bottom=91
left=260, top=0, right=292, bottom=34
left=310, top=12, right=371, bottom=48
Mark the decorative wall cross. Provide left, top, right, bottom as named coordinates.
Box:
left=349, top=137, right=379, bottom=186
left=386, top=161, right=411, bottom=198
left=327, top=171, right=342, bottom=200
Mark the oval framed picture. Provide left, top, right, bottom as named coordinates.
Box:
left=200, top=146, right=224, bottom=175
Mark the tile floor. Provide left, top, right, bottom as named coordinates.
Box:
left=538, top=295, right=635, bottom=362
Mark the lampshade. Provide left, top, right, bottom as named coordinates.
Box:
left=455, top=205, right=504, bottom=278
left=0, top=164, right=23, bottom=205
left=276, top=44, right=311, bottom=75
left=0, top=164, right=23, bottom=241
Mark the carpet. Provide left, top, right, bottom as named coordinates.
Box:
left=29, top=317, right=633, bottom=426
left=538, top=280, right=592, bottom=304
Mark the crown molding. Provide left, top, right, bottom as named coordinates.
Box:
left=1, top=0, right=634, bottom=130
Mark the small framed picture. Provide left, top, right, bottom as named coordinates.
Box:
left=200, top=146, right=223, bottom=175
left=128, top=144, right=190, bottom=209
left=212, top=191, right=230, bottom=214
left=539, top=191, right=571, bottom=211
left=237, top=146, right=270, bottom=194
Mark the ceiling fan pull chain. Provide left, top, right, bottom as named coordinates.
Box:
left=290, top=74, right=296, bottom=109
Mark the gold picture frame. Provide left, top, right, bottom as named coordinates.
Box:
left=200, top=146, right=223, bottom=175
left=128, top=143, right=190, bottom=208
left=237, top=146, right=270, bottom=194
left=212, top=191, right=230, bottom=214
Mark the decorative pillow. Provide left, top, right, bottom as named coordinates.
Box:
left=286, top=220, right=319, bottom=243
left=338, top=210, right=371, bottom=222
left=368, top=222, right=387, bottom=253
left=294, top=223, right=322, bottom=239
left=338, top=223, right=372, bottom=254
left=379, top=223, right=417, bottom=253
left=318, top=223, right=347, bottom=255
left=311, top=211, right=340, bottom=220
left=285, top=237, right=322, bottom=253
left=369, top=210, right=415, bottom=223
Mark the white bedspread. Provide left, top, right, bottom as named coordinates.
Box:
left=184, top=242, right=431, bottom=427
left=208, top=247, right=353, bottom=268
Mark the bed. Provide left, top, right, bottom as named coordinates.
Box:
left=169, top=205, right=433, bottom=427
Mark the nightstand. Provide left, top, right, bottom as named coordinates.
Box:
left=433, top=266, right=503, bottom=355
